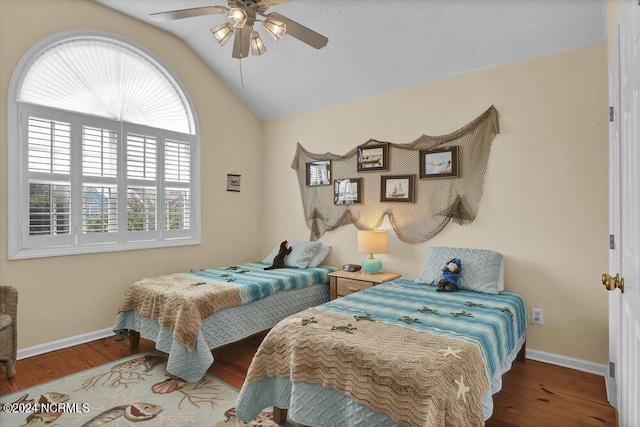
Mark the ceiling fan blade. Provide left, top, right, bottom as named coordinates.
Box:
left=267, top=12, right=328, bottom=49
left=150, top=6, right=228, bottom=22
left=256, top=0, right=291, bottom=6
left=232, top=26, right=252, bottom=59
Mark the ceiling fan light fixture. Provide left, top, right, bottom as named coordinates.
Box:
left=250, top=31, right=267, bottom=55
left=227, top=7, right=248, bottom=29
left=263, top=18, right=286, bottom=41
left=211, top=23, right=234, bottom=46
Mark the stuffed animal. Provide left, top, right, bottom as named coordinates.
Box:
left=264, top=240, right=292, bottom=270
left=436, top=258, right=462, bottom=292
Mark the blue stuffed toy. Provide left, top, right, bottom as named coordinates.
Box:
left=436, top=258, right=462, bottom=292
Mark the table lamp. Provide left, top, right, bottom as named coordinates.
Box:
left=357, top=230, right=388, bottom=273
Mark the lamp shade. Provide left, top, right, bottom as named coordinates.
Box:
left=250, top=31, right=266, bottom=55
left=211, top=23, right=233, bottom=47
left=263, top=18, right=286, bottom=41
left=357, top=230, right=388, bottom=255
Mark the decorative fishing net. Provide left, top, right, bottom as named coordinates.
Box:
left=291, top=106, right=500, bottom=244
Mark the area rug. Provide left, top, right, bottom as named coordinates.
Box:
left=0, top=351, right=282, bottom=426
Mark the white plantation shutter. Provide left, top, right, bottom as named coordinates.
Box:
left=81, top=124, right=118, bottom=237
left=164, top=140, right=191, bottom=231
left=9, top=32, right=199, bottom=259
left=27, top=117, right=72, bottom=239
left=126, top=133, right=157, bottom=233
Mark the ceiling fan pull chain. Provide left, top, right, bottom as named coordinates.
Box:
left=239, top=57, right=245, bottom=88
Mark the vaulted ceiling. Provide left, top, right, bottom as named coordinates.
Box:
left=94, top=0, right=606, bottom=121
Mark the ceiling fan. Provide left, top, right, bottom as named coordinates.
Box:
left=150, top=0, right=329, bottom=59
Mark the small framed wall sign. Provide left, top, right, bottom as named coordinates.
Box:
left=226, top=173, right=241, bottom=192
left=357, top=142, right=388, bottom=171
left=419, top=146, right=459, bottom=178
left=381, top=175, right=415, bottom=202
left=306, top=160, right=331, bottom=186
left=334, top=178, right=362, bottom=205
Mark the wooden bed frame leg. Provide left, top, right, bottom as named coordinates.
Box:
left=517, top=340, right=526, bottom=362
left=273, top=407, right=288, bottom=425
left=129, top=330, right=140, bottom=351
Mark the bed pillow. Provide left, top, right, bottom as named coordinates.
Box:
left=415, top=246, right=503, bottom=294
left=262, top=240, right=323, bottom=269
left=307, top=244, right=332, bottom=268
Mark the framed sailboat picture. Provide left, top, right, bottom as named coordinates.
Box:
left=420, top=146, right=459, bottom=178
left=381, top=175, right=415, bottom=202
left=334, top=178, right=362, bottom=205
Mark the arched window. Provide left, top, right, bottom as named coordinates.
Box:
left=8, top=30, right=200, bottom=259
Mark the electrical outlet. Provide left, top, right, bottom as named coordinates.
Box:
left=531, top=308, right=543, bottom=325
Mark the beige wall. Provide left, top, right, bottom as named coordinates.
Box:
left=0, top=0, right=263, bottom=349
left=261, top=43, right=610, bottom=363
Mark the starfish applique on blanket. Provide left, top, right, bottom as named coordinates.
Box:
left=455, top=375, right=470, bottom=403
left=438, top=346, right=462, bottom=359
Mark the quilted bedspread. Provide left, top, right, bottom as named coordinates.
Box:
left=236, top=278, right=526, bottom=427
left=117, top=263, right=334, bottom=351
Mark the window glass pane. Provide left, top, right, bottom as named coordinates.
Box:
left=28, top=117, right=71, bottom=174
left=165, top=189, right=190, bottom=230
left=127, top=187, right=156, bottom=231
left=29, top=183, right=71, bottom=235
left=82, top=186, right=117, bottom=233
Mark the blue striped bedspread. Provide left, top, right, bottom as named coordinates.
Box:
left=117, top=263, right=334, bottom=351
left=320, top=277, right=526, bottom=382
left=187, top=263, right=334, bottom=304
left=236, top=277, right=526, bottom=426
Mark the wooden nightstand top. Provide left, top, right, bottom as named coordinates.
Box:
left=328, top=270, right=401, bottom=284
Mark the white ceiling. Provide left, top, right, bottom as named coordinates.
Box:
left=94, top=0, right=606, bottom=121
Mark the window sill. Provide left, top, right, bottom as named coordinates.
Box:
left=8, top=237, right=201, bottom=260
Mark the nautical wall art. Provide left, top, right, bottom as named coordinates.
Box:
left=291, top=105, right=500, bottom=243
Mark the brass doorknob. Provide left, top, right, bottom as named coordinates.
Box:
left=602, top=273, right=625, bottom=293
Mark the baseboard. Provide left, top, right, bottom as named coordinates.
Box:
left=526, top=347, right=608, bottom=377
left=17, top=328, right=115, bottom=360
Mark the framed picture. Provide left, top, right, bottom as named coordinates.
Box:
left=334, top=178, right=362, bottom=205
left=381, top=175, right=415, bottom=202
left=306, top=160, right=331, bottom=186
left=226, top=173, right=241, bottom=192
left=420, top=146, right=459, bottom=178
left=357, top=143, right=388, bottom=171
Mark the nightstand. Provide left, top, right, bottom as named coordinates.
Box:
left=328, top=270, right=401, bottom=300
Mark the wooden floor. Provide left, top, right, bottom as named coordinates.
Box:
left=1, top=334, right=616, bottom=426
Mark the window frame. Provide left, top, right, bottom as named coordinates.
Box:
left=8, top=30, right=201, bottom=259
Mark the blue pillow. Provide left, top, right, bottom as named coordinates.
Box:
left=307, top=244, right=331, bottom=268
left=415, top=246, right=503, bottom=294
left=262, top=241, right=323, bottom=269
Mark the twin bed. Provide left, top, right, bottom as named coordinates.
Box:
left=114, top=245, right=526, bottom=426
left=113, top=261, right=334, bottom=382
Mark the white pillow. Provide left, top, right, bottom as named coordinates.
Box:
left=262, top=240, right=323, bottom=269
left=307, top=244, right=332, bottom=268
left=415, top=246, right=503, bottom=294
